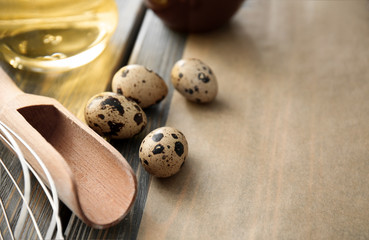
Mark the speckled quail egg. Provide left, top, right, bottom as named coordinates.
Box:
left=112, top=64, right=168, bottom=108
left=171, top=58, right=218, bottom=103
left=139, top=127, right=188, bottom=178
left=85, top=92, right=147, bottom=139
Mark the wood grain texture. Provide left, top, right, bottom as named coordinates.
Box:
left=65, top=10, right=187, bottom=239
left=138, top=1, right=369, bottom=239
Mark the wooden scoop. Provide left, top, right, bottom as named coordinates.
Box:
left=0, top=67, right=137, bottom=229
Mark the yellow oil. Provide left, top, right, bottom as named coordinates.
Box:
left=0, top=0, right=117, bottom=72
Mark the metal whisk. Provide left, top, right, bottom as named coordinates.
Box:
left=0, top=120, right=63, bottom=240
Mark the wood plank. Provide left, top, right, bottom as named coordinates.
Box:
left=0, top=0, right=145, bottom=238
left=65, top=9, right=187, bottom=239
left=138, top=1, right=369, bottom=239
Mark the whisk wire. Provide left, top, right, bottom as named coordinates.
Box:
left=0, top=120, right=64, bottom=239
left=0, top=122, right=36, bottom=239
left=0, top=197, right=14, bottom=240
left=0, top=155, right=42, bottom=239
left=1, top=122, right=63, bottom=239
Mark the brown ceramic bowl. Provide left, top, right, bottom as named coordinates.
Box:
left=144, top=0, right=245, bottom=33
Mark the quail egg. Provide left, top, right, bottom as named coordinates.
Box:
left=112, top=64, right=168, bottom=108
left=139, top=127, right=188, bottom=178
left=85, top=92, right=147, bottom=139
left=171, top=58, right=218, bottom=103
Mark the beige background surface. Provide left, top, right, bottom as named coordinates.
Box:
left=138, top=1, right=369, bottom=239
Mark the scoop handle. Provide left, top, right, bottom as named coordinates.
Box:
left=0, top=67, right=24, bottom=105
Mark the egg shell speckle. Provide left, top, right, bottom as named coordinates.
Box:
left=139, top=127, right=188, bottom=178
left=84, top=92, right=147, bottom=139
left=171, top=58, right=218, bottom=103
left=112, top=64, right=168, bottom=108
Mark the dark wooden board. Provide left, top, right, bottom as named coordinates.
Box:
left=65, top=9, right=187, bottom=239
left=0, top=0, right=146, bottom=238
